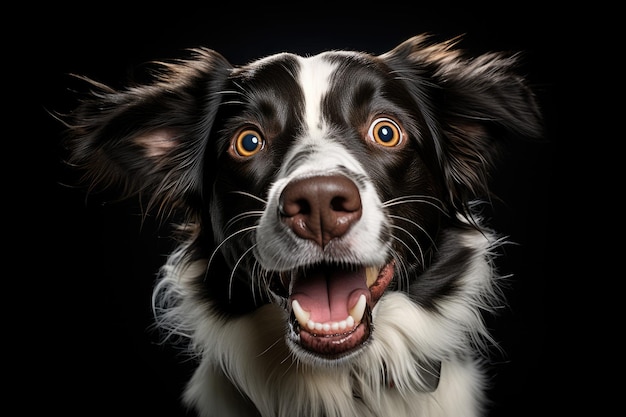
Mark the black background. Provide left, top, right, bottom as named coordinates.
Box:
left=15, top=5, right=555, bottom=416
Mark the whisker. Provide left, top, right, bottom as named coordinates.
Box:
left=389, top=234, right=422, bottom=268
left=251, top=260, right=271, bottom=305
left=280, top=352, right=298, bottom=374
left=224, top=210, right=264, bottom=232
left=388, top=214, right=437, bottom=248
left=231, top=80, right=256, bottom=103
left=229, top=244, right=257, bottom=301
left=390, top=249, right=411, bottom=292
left=384, top=194, right=441, bottom=205
left=229, top=190, right=268, bottom=205
left=382, top=195, right=448, bottom=216
left=257, top=336, right=283, bottom=358
left=390, top=224, right=425, bottom=266
left=205, top=226, right=257, bottom=281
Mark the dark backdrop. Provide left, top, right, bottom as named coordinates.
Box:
left=16, top=5, right=555, bottom=417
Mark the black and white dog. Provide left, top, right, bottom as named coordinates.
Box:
left=64, top=34, right=541, bottom=416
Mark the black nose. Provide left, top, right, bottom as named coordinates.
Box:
left=279, top=175, right=362, bottom=248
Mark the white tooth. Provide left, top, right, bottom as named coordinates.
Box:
left=296, top=296, right=367, bottom=334
left=292, top=300, right=310, bottom=327
left=366, top=266, right=379, bottom=287
left=348, top=294, right=367, bottom=323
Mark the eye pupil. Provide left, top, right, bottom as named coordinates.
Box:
left=378, top=126, right=393, bottom=142
left=241, top=133, right=260, bottom=151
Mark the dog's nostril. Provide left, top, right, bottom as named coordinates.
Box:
left=281, top=198, right=311, bottom=217
left=279, top=175, right=362, bottom=247
left=330, top=195, right=358, bottom=212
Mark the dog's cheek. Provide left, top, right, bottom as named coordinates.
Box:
left=373, top=150, right=446, bottom=268
left=207, top=153, right=278, bottom=245
left=218, top=148, right=279, bottom=197
left=368, top=147, right=439, bottom=204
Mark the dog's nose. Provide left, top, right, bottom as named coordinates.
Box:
left=280, top=175, right=362, bottom=248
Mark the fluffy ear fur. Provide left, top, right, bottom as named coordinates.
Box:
left=380, top=34, right=543, bottom=212
left=63, top=48, right=233, bottom=215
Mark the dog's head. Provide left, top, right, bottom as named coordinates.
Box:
left=64, top=35, right=541, bottom=364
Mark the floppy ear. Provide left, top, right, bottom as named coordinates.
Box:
left=63, top=48, right=233, bottom=215
left=380, top=35, right=543, bottom=211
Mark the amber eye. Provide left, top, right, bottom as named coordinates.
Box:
left=233, top=128, right=264, bottom=157
left=368, top=117, right=403, bottom=147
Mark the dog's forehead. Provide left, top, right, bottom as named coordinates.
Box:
left=237, top=51, right=379, bottom=135
left=243, top=49, right=370, bottom=78
left=298, top=53, right=341, bottom=135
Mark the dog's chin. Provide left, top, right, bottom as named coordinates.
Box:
left=271, top=261, right=395, bottom=364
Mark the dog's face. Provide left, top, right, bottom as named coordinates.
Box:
left=207, top=51, right=448, bottom=361
left=65, top=35, right=541, bottom=368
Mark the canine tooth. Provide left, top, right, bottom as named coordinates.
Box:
left=366, top=266, right=379, bottom=287
left=349, top=294, right=367, bottom=323
left=292, top=300, right=310, bottom=328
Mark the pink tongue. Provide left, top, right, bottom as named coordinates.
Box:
left=290, top=266, right=369, bottom=323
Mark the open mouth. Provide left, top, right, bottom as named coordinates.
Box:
left=277, top=261, right=395, bottom=359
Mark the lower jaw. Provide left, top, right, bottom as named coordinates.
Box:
left=292, top=307, right=372, bottom=360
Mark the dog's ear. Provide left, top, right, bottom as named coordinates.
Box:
left=62, top=48, right=233, bottom=215
left=380, top=35, right=543, bottom=211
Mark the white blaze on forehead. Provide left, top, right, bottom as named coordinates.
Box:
left=254, top=54, right=389, bottom=271
left=297, top=55, right=337, bottom=137
left=276, top=54, right=366, bottom=180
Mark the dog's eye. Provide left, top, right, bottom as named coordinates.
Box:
left=368, top=117, right=403, bottom=147
left=233, top=128, right=265, bottom=157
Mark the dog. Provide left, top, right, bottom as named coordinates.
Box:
left=63, top=34, right=542, bottom=416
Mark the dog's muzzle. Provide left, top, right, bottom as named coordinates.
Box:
left=268, top=174, right=395, bottom=359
